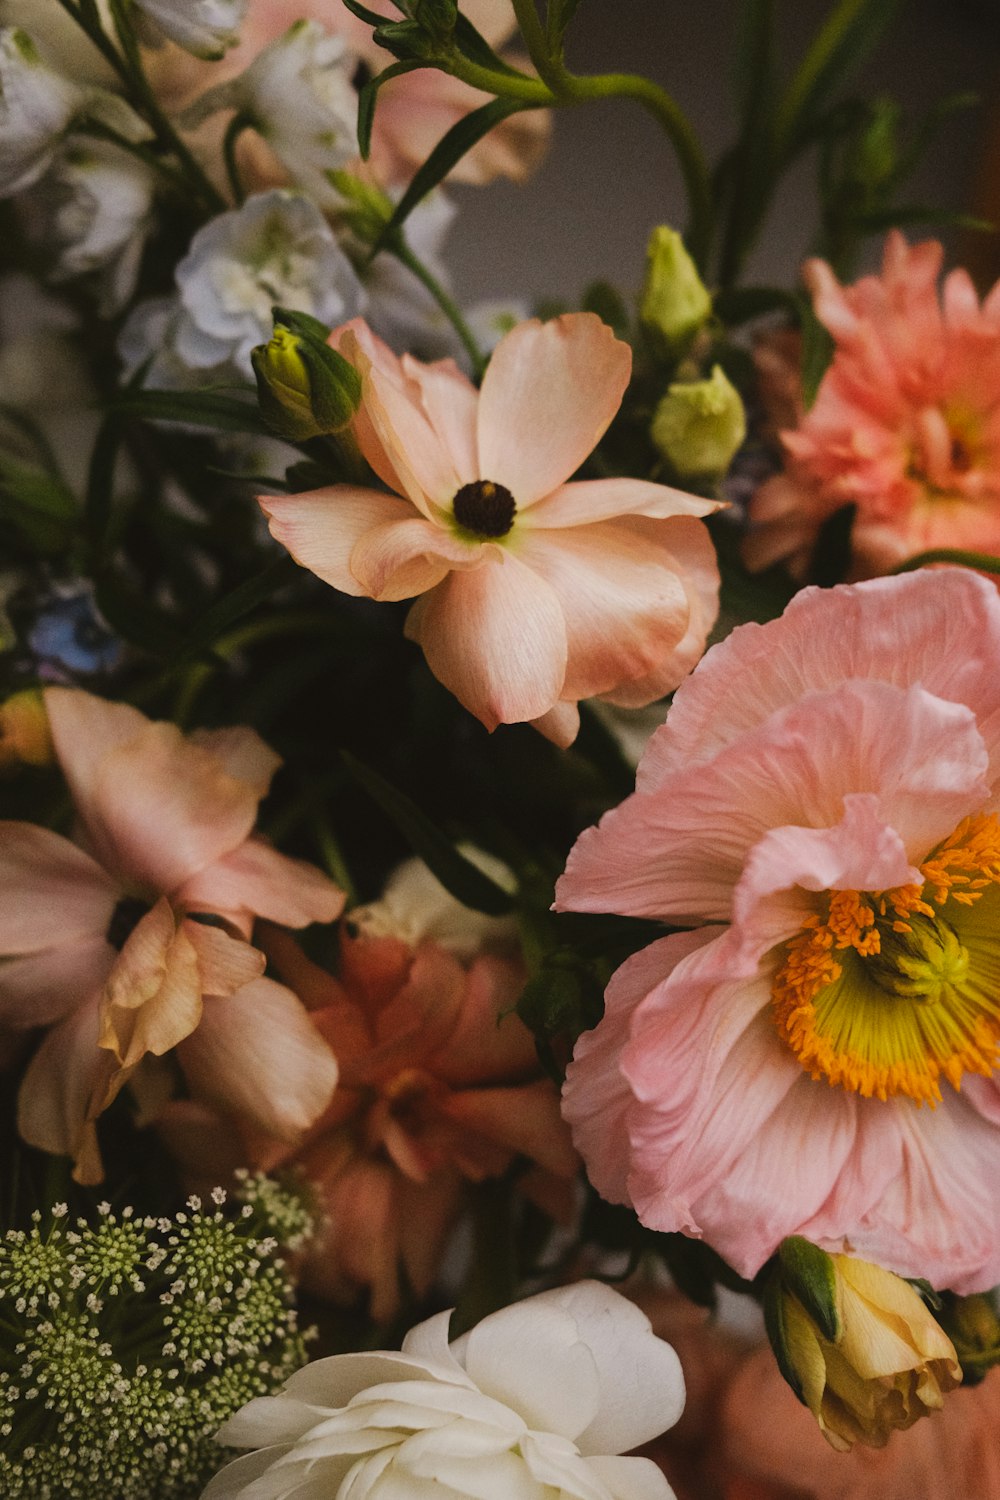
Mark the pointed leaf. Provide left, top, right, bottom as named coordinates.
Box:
left=111, top=389, right=272, bottom=436
left=356, top=59, right=425, bottom=158
left=176, top=554, right=299, bottom=662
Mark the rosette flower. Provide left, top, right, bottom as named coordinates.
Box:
left=261, top=314, right=720, bottom=746
left=205, top=1280, right=684, bottom=1500
left=0, top=688, right=343, bottom=1181
left=557, top=567, right=1000, bottom=1292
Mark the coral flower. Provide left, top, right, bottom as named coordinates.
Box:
left=557, top=568, right=1000, bottom=1292
left=162, top=918, right=578, bottom=1323
left=261, top=313, right=721, bottom=745
left=0, top=688, right=342, bottom=1181
left=744, top=233, right=1000, bottom=579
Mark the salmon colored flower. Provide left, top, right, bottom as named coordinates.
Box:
left=0, top=688, right=342, bottom=1182
left=557, top=568, right=1000, bottom=1293
left=261, top=313, right=721, bottom=745
left=744, top=233, right=1000, bottom=579
left=162, top=919, right=578, bottom=1323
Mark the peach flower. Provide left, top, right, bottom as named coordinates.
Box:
left=261, top=313, right=721, bottom=745
left=744, top=233, right=1000, bottom=579
left=557, top=568, right=1000, bottom=1293
left=0, top=688, right=342, bottom=1181
left=163, top=919, right=578, bottom=1322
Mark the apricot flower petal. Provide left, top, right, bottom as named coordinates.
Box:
left=349, top=516, right=483, bottom=601
left=180, top=840, right=345, bottom=929
left=261, top=486, right=414, bottom=596
left=524, top=477, right=719, bottom=529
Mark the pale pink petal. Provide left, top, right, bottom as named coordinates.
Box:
left=180, top=840, right=345, bottom=929
left=0, top=936, right=113, bottom=1027
left=401, top=354, right=479, bottom=483
left=364, top=359, right=464, bottom=514
left=334, top=320, right=411, bottom=496
left=515, top=520, right=692, bottom=702
left=0, top=821, right=115, bottom=952
left=404, top=555, right=568, bottom=730
left=182, top=917, right=264, bottom=995
left=18, top=991, right=106, bottom=1184
left=260, top=486, right=415, bottom=597
left=188, top=726, right=281, bottom=796
left=524, top=477, right=719, bottom=529
left=477, top=315, right=631, bottom=506
left=348, top=516, right=483, bottom=601
left=177, top=977, right=338, bottom=1140
left=530, top=700, right=580, bottom=747
left=637, top=568, right=1000, bottom=789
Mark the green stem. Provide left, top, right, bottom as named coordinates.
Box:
left=314, top=814, right=358, bottom=906
left=510, top=0, right=569, bottom=91
left=388, top=234, right=486, bottom=377
left=222, top=113, right=254, bottom=206
left=75, top=116, right=191, bottom=193
left=171, top=609, right=337, bottom=723
left=891, top=549, right=1000, bottom=576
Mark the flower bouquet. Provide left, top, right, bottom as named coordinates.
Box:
left=2, top=0, right=1000, bottom=1495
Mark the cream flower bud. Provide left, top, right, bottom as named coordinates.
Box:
left=640, top=225, right=712, bottom=353
left=766, top=1239, right=962, bottom=1451
left=133, top=0, right=246, bottom=59
left=206, top=1281, right=684, bottom=1500
left=0, top=27, right=84, bottom=196
left=347, top=847, right=519, bottom=959
left=651, top=364, right=746, bottom=479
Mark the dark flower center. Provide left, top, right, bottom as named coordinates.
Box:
left=452, top=479, right=517, bottom=539
left=106, top=896, right=151, bottom=952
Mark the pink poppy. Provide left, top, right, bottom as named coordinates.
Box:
left=744, top=233, right=1000, bottom=579
left=0, top=688, right=342, bottom=1182
left=557, top=567, right=1000, bottom=1292
left=261, top=313, right=721, bottom=745
left=161, top=920, right=578, bottom=1323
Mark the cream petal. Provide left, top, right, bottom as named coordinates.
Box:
left=584, top=1455, right=676, bottom=1500
left=477, top=314, right=631, bottom=506
left=283, top=1352, right=449, bottom=1408
left=261, top=487, right=416, bottom=597
left=101, top=899, right=203, bottom=1067
left=0, top=821, right=115, bottom=953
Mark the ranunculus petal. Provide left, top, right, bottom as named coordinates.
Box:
left=365, top=358, right=464, bottom=513
left=404, top=555, right=568, bottom=730
left=179, top=839, right=345, bottom=929
left=401, top=353, right=479, bottom=484
left=177, top=976, right=338, bottom=1140
left=349, top=516, right=482, bottom=601
left=260, top=486, right=415, bottom=597
left=0, top=821, right=115, bottom=953
left=477, top=314, right=631, bottom=506
left=524, top=477, right=718, bottom=530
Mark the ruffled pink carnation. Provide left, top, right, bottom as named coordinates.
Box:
left=262, top=313, right=721, bottom=746
left=0, top=689, right=343, bottom=1182
left=557, top=567, right=1000, bottom=1293
left=744, top=233, right=1000, bottom=579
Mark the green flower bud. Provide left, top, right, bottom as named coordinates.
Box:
left=373, top=19, right=439, bottom=60
left=252, top=320, right=362, bottom=442
left=328, top=169, right=395, bottom=245
left=941, top=1293, right=1000, bottom=1382
left=651, top=364, right=746, bottom=478
left=640, top=226, right=712, bottom=353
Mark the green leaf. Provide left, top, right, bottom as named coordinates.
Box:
left=175, top=554, right=300, bottom=662
left=0, top=455, right=77, bottom=554
left=778, top=1236, right=842, bottom=1343
left=580, top=280, right=629, bottom=339
left=341, top=751, right=516, bottom=915
left=453, top=11, right=524, bottom=75
left=339, top=0, right=393, bottom=25
left=356, top=59, right=425, bottom=158
left=546, top=0, right=585, bottom=52
left=775, top=0, right=901, bottom=162
left=111, top=389, right=273, bottom=436
left=763, top=1273, right=808, bottom=1405
left=798, top=293, right=834, bottom=408
left=94, top=573, right=185, bottom=657
left=373, top=98, right=535, bottom=250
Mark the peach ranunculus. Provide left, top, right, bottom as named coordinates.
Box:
left=556, top=567, right=1000, bottom=1294
left=0, top=687, right=343, bottom=1182
left=261, top=313, right=721, bottom=746
left=743, top=232, right=1000, bottom=580
left=161, top=916, right=579, bottom=1323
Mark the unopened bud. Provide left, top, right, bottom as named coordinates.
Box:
left=651, top=365, right=746, bottom=479
left=252, top=313, right=361, bottom=441
left=640, top=226, right=712, bottom=353
left=941, top=1293, right=1000, bottom=1382
left=328, top=170, right=394, bottom=245
left=0, top=689, right=53, bottom=772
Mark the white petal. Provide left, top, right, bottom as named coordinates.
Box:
left=585, top=1455, right=676, bottom=1500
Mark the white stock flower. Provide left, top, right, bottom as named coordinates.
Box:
left=0, top=26, right=84, bottom=196
left=185, top=19, right=359, bottom=205
left=204, top=1281, right=684, bottom=1500
left=20, top=137, right=156, bottom=313
left=133, top=0, right=246, bottom=59
left=348, top=847, right=519, bottom=959
left=172, top=189, right=365, bottom=374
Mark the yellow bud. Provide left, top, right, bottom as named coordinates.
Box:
left=651, top=365, right=746, bottom=478
left=0, top=689, right=53, bottom=772
left=769, top=1249, right=961, bottom=1451
left=251, top=323, right=361, bottom=442
left=640, top=226, right=712, bottom=353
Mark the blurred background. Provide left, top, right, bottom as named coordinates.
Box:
left=447, top=0, right=1000, bottom=303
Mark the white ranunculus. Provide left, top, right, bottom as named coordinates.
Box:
left=204, top=1281, right=684, bottom=1500
left=0, top=26, right=84, bottom=196
left=348, top=846, right=519, bottom=958
left=133, top=0, right=246, bottom=58
left=172, top=189, right=366, bottom=374
left=184, top=19, right=359, bottom=205
left=20, top=137, right=156, bottom=313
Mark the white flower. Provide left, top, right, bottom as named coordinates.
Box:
left=0, top=0, right=116, bottom=87
left=0, top=27, right=84, bottom=196
left=184, top=20, right=359, bottom=205
left=204, top=1281, right=684, bottom=1500
left=133, top=0, right=246, bottom=59
left=20, top=137, right=156, bottom=313
left=348, top=847, right=519, bottom=959
left=172, top=189, right=366, bottom=374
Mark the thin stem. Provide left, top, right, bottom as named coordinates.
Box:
left=388, top=234, right=486, bottom=377
left=75, top=117, right=191, bottom=193
left=509, top=0, right=569, bottom=91
left=314, top=814, right=358, bottom=906
left=222, top=113, right=254, bottom=206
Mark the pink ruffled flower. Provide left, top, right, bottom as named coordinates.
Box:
left=161, top=921, right=578, bottom=1323
left=0, top=688, right=343, bottom=1182
left=557, top=567, right=1000, bottom=1293
left=261, top=313, right=721, bottom=745
left=744, top=233, right=1000, bottom=579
